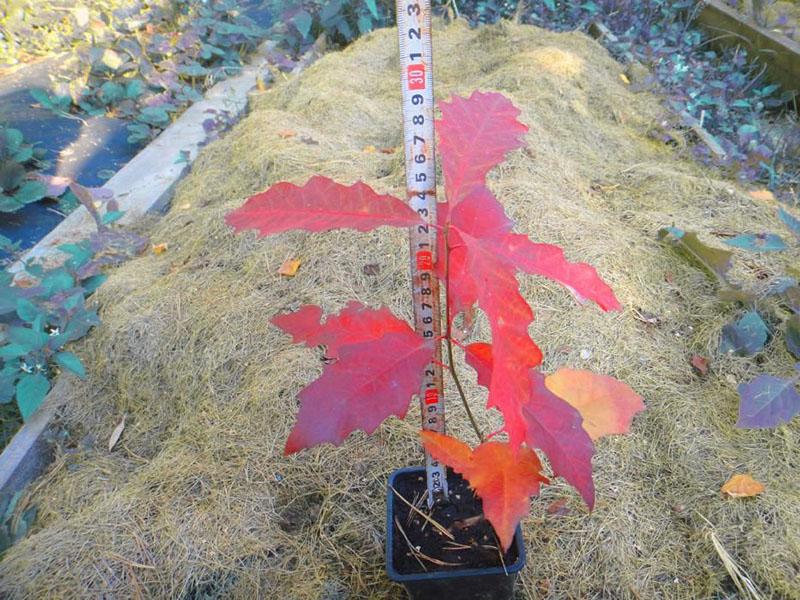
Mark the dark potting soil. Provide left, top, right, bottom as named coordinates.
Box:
left=390, top=469, right=519, bottom=575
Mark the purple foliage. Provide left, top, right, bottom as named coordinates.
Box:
left=455, top=0, right=799, bottom=194
left=737, top=366, right=800, bottom=428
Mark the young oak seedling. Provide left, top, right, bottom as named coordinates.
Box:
left=226, top=91, right=644, bottom=551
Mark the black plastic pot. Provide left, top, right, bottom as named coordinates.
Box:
left=386, top=466, right=526, bottom=600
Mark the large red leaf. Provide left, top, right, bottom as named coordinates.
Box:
left=225, top=175, right=421, bottom=235
left=503, top=234, right=621, bottom=311
left=444, top=189, right=541, bottom=446
left=275, top=304, right=433, bottom=454
left=272, top=301, right=408, bottom=359
left=524, top=371, right=595, bottom=509
left=544, top=369, right=645, bottom=440
left=463, top=344, right=595, bottom=508
left=421, top=432, right=548, bottom=551
left=436, top=91, right=528, bottom=207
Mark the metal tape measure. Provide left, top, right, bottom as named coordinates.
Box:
left=396, top=0, right=449, bottom=504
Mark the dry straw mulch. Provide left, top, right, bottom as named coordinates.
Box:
left=1, top=20, right=798, bottom=599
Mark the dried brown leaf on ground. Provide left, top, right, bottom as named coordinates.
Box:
left=107, top=415, right=126, bottom=452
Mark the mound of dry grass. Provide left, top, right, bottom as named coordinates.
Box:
left=0, top=20, right=798, bottom=599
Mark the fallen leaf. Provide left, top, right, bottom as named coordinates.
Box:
left=299, top=136, right=318, bottom=145
left=108, top=415, right=126, bottom=451
left=690, top=354, right=709, bottom=376
left=724, top=233, right=787, bottom=252
left=721, top=473, right=765, bottom=498
left=378, top=147, right=396, bottom=154
left=720, top=311, right=768, bottom=356
left=152, top=243, right=168, bottom=255
left=362, top=263, right=380, bottom=275
left=363, top=145, right=377, bottom=153
left=632, top=308, right=660, bottom=325
left=736, top=366, right=800, bottom=428
left=619, top=73, right=630, bottom=84
left=777, top=208, right=800, bottom=240
left=277, top=129, right=296, bottom=139
left=658, top=227, right=733, bottom=280
left=256, top=75, right=268, bottom=91
left=748, top=189, right=774, bottom=203
left=546, top=498, right=570, bottom=516
left=278, top=258, right=301, bottom=277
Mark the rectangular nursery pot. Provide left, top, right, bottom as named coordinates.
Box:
left=386, top=466, right=526, bottom=600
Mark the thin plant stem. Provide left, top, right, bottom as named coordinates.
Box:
left=443, top=226, right=485, bottom=444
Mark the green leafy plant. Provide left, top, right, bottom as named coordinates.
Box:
left=0, top=489, right=36, bottom=555
left=25, top=1, right=264, bottom=146
left=271, top=0, right=390, bottom=51
left=0, top=126, right=49, bottom=213
left=0, top=182, right=146, bottom=423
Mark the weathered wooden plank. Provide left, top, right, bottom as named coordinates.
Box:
left=696, top=0, right=800, bottom=97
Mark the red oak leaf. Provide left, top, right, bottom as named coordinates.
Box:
left=275, top=304, right=433, bottom=454
left=444, top=190, right=543, bottom=446
left=463, top=344, right=595, bottom=507
left=544, top=369, right=645, bottom=440
left=524, top=372, right=595, bottom=508
left=436, top=91, right=529, bottom=207
left=272, top=301, right=407, bottom=358
left=464, top=342, right=493, bottom=388
left=225, top=175, right=421, bottom=235
left=435, top=94, right=620, bottom=451
left=502, top=235, right=621, bottom=311
left=421, top=431, right=548, bottom=551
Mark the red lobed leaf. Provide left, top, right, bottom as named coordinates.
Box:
left=225, top=175, right=422, bottom=236
left=463, top=344, right=595, bottom=508
left=436, top=91, right=528, bottom=207
left=272, top=301, right=408, bottom=359
left=544, top=368, right=645, bottom=440
left=503, top=234, right=621, bottom=311
left=436, top=98, right=620, bottom=448
left=274, top=303, right=433, bottom=454
left=464, top=342, right=493, bottom=388
left=444, top=190, right=543, bottom=446
left=421, top=431, right=548, bottom=551
left=524, top=372, right=595, bottom=508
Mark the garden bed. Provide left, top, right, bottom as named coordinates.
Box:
left=0, top=21, right=798, bottom=598
left=696, top=0, right=800, bottom=98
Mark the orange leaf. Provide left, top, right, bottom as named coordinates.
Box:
left=721, top=473, right=765, bottom=498
left=544, top=369, right=644, bottom=440
left=748, top=189, right=774, bottom=203
left=277, top=129, right=296, bottom=139
left=421, top=431, right=548, bottom=551
left=152, top=243, right=168, bottom=255
left=420, top=431, right=472, bottom=473
left=278, top=258, right=301, bottom=277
